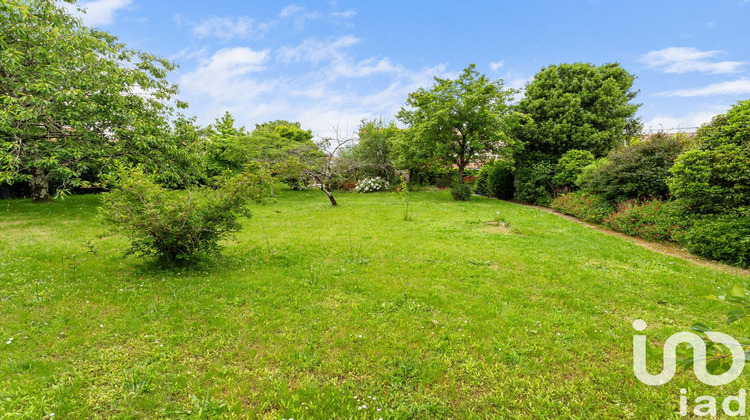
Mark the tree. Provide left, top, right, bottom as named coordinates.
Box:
left=342, top=119, right=400, bottom=181
left=254, top=120, right=314, bottom=145
left=204, top=112, right=250, bottom=178
left=204, top=115, right=316, bottom=194
left=282, top=127, right=365, bottom=206
left=512, top=62, right=641, bottom=161
left=397, top=64, right=515, bottom=193
left=0, top=0, right=181, bottom=201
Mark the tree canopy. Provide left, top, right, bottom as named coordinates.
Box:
left=341, top=119, right=401, bottom=181
left=0, top=0, right=181, bottom=201
left=512, top=62, right=641, bottom=162
left=396, top=64, right=515, bottom=187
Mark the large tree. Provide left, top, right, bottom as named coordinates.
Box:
left=512, top=62, right=641, bottom=161
left=397, top=64, right=515, bottom=188
left=0, top=0, right=181, bottom=201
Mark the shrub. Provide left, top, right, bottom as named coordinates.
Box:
left=602, top=198, right=691, bottom=243
left=100, top=166, right=271, bottom=262
left=668, top=101, right=750, bottom=215
left=354, top=177, right=389, bottom=193
left=553, top=150, right=595, bottom=189
left=581, top=133, right=686, bottom=202
left=694, top=99, right=750, bottom=149
left=576, top=157, right=609, bottom=188
left=450, top=181, right=472, bottom=201
left=514, top=161, right=555, bottom=206
left=476, top=165, right=490, bottom=196
left=486, top=161, right=514, bottom=199
left=683, top=215, right=750, bottom=268
left=550, top=191, right=613, bottom=224
left=669, top=144, right=750, bottom=214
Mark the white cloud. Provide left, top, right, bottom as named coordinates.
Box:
left=192, top=16, right=269, bottom=40
left=642, top=107, right=728, bottom=132
left=640, top=47, right=746, bottom=74
left=332, top=9, right=357, bottom=19
left=656, top=79, right=750, bottom=97
left=277, top=4, right=355, bottom=30
left=489, top=61, right=505, bottom=72
left=179, top=47, right=273, bottom=103
left=64, top=0, right=132, bottom=26
left=278, top=36, right=361, bottom=64
left=279, top=4, right=305, bottom=18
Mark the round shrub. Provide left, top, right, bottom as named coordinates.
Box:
left=576, top=157, right=609, bottom=189
left=514, top=161, right=555, bottom=206
left=553, top=149, right=595, bottom=189
left=669, top=144, right=750, bottom=214
left=450, top=181, right=472, bottom=201
left=683, top=215, right=750, bottom=268
left=668, top=100, right=750, bottom=215
left=100, top=166, right=271, bottom=263
left=581, top=133, right=686, bottom=202
left=486, top=161, right=514, bottom=199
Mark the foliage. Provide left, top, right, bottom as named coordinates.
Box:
left=511, top=62, right=641, bottom=161
left=284, top=129, right=363, bottom=206
left=450, top=181, right=472, bottom=201
left=204, top=113, right=316, bottom=183
left=514, top=161, right=555, bottom=206
left=476, top=165, right=490, bottom=196
left=669, top=144, right=750, bottom=215
left=704, top=285, right=750, bottom=326
left=692, top=99, right=750, bottom=149
left=343, top=119, right=401, bottom=181
left=553, top=149, right=595, bottom=189
left=397, top=64, right=515, bottom=192
left=0, top=0, right=181, bottom=201
left=668, top=100, right=750, bottom=215
left=254, top=120, right=314, bottom=144
left=100, top=166, right=271, bottom=262
left=575, top=157, right=610, bottom=189
left=550, top=191, right=613, bottom=224
left=483, top=160, right=515, bottom=199
left=602, top=198, right=691, bottom=243
left=355, top=177, right=390, bottom=193
left=147, top=115, right=208, bottom=189
left=393, top=175, right=411, bottom=221
left=582, top=133, right=686, bottom=203
left=683, top=214, right=750, bottom=268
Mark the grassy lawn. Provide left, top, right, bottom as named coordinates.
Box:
left=1, top=187, right=748, bottom=418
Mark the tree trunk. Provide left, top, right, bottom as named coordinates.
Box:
left=457, top=165, right=465, bottom=185
left=320, top=187, right=338, bottom=206
left=30, top=167, right=51, bottom=203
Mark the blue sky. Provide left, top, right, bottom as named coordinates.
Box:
left=67, top=0, right=750, bottom=138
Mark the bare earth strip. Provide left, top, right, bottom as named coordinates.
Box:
left=516, top=201, right=750, bottom=277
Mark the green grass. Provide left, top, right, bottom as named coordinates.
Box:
left=0, top=188, right=748, bottom=418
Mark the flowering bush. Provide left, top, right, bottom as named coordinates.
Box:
left=354, top=177, right=389, bottom=193
left=602, top=198, right=691, bottom=243
left=550, top=191, right=613, bottom=223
